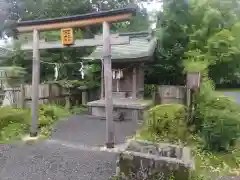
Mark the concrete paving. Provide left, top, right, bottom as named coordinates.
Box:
left=0, top=115, right=139, bottom=180
left=223, top=92, right=240, bottom=103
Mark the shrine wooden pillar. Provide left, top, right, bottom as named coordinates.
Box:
left=101, top=60, right=104, bottom=100
left=103, top=21, right=114, bottom=148
left=30, top=29, right=40, bottom=137
left=132, top=67, right=137, bottom=99
left=132, top=66, right=138, bottom=122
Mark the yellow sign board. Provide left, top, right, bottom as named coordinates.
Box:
left=61, top=28, right=74, bottom=45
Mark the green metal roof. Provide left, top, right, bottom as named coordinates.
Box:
left=84, top=31, right=157, bottom=62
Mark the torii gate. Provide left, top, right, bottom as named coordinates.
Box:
left=14, top=6, right=136, bottom=148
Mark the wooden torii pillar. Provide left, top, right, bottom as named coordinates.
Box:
left=15, top=7, right=136, bottom=148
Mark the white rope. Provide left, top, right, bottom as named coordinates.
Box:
left=41, top=59, right=138, bottom=82
left=79, top=62, right=85, bottom=79
left=40, top=60, right=83, bottom=65
left=112, top=70, right=116, bottom=79
left=54, top=63, right=60, bottom=80
left=40, top=60, right=137, bottom=72
left=113, top=69, right=123, bottom=79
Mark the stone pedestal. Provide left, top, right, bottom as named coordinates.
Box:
left=87, top=99, right=152, bottom=122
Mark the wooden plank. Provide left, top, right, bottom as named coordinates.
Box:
left=132, top=67, right=137, bottom=99
left=103, top=21, right=114, bottom=149
left=17, top=14, right=132, bottom=33
left=30, top=29, right=40, bottom=137
left=65, top=89, right=71, bottom=109
left=82, top=91, right=87, bottom=105
left=20, top=84, right=25, bottom=108
left=21, top=36, right=130, bottom=50
left=48, top=84, right=53, bottom=103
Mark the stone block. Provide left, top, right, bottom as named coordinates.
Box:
left=116, top=140, right=194, bottom=180
left=112, top=92, right=127, bottom=99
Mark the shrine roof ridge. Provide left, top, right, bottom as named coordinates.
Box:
left=16, top=6, right=137, bottom=27
left=118, top=31, right=153, bottom=38
left=84, top=30, right=157, bottom=62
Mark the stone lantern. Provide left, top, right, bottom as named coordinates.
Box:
left=0, top=66, right=26, bottom=107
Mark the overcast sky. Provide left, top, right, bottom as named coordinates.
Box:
left=143, top=1, right=162, bottom=12
left=143, top=1, right=162, bottom=28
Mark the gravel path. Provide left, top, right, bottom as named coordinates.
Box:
left=0, top=115, right=139, bottom=180
left=51, top=115, right=139, bottom=146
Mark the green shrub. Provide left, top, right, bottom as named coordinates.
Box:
left=195, top=80, right=240, bottom=151
left=38, top=104, right=71, bottom=128
left=70, top=105, right=88, bottom=114
left=38, top=115, right=53, bottom=128
left=0, top=107, right=30, bottom=130
left=0, top=107, right=30, bottom=141
left=147, top=104, right=189, bottom=142
left=189, top=173, right=211, bottom=180
left=194, top=95, right=240, bottom=132
left=0, top=122, right=29, bottom=142
left=200, top=108, right=240, bottom=151
left=0, top=104, right=71, bottom=142
left=200, top=94, right=240, bottom=112
left=144, top=84, right=155, bottom=98
left=39, top=104, right=70, bottom=121
left=39, top=105, right=55, bottom=120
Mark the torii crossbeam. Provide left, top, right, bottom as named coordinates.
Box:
left=14, top=6, right=136, bottom=148
left=20, top=35, right=130, bottom=50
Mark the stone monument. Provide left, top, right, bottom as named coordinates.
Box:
left=116, top=140, right=195, bottom=180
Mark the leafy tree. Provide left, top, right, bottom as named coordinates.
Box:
left=148, top=0, right=240, bottom=87
left=145, top=0, right=190, bottom=85
left=186, top=0, right=240, bottom=84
